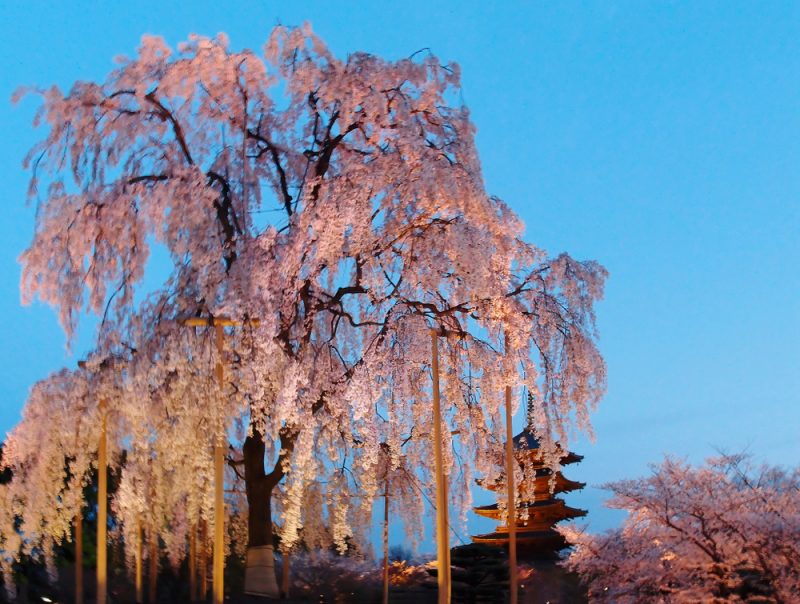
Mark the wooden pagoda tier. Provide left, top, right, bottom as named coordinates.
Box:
left=471, top=429, right=587, bottom=559
left=473, top=498, right=587, bottom=526
left=471, top=528, right=569, bottom=553
left=478, top=468, right=585, bottom=497
left=510, top=430, right=585, bottom=467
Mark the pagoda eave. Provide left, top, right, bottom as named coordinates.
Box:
left=478, top=472, right=586, bottom=495
left=471, top=529, right=569, bottom=551
left=473, top=499, right=587, bottom=523
left=512, top=450, right=584, bottom=467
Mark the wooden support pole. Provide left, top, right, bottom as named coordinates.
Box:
left=430, top=331, right=451, bottom=604
left=382, top=481, right=390, bottom=604
left=189, top=524, right=197, bottom=602
left=148, top=530, right=158, bottom=604
left=75, top=508, right=83, bottom=604
left=179, top=316, right=261, bottom=603
left=97, top=399, right=108, bottom=604
left=199, top=520, right=208, bottom=600
left=213, top=436, right=224, bottom=604
left=505, top=385, right=518, bottom=604
left=213, top=323, right=225, bottom=604
left=135, top=522, right=143, bottom=604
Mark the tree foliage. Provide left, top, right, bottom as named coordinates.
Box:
left=9, top=23, right=606, bottom=586
left=562, top=455, right=800, bottom=603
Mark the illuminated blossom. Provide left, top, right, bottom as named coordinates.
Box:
left=562, top=455, right=800, bottom=603
left=12, top=24, right=606, bottom=592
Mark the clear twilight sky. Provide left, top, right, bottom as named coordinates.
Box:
left=1, top=1, right=798, bottom=549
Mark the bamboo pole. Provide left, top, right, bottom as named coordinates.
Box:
left=213, top=435, right=224, bottom=604
left=135, top=521, right=143, bottom=604
left=199, top=520, right=208, bottom=600
left=148, top=530, right=157, bottom=603
left=180, top=315, right=262, bottom=603
left=75, top=508, right=83, bottom=604
left=97, top=399, right=108, bottom=604
left=189, top=523, right=197, bottom=602
left=382, top=481, right=390, bottom=604
left=213, top=323, right=225, bottom=604
left=430, top=331, right=451, bottom=604
left=181, top=316, right=260, bottom=328
left=505, top=385, right=518, bottom=604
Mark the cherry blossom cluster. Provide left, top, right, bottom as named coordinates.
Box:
left=6, top=23, right=606, bottom=589
left=561, top=455, right=800, bottom=602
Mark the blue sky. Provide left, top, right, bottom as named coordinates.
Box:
left=1, top=1, right=799, bottom=548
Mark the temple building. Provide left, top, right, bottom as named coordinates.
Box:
left=471, top=429, right=587, bottom=558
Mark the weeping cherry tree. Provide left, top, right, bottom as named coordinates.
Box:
left=18, top=24, right=606, bottom=596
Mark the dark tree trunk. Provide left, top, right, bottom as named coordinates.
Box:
left=243, top=428, right=271, bottom=546
left=242, top=425, right=281, bottom=598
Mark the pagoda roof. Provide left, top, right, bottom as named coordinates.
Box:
left=472, top=528, right=569, bottom=550
left=477, top=470, right=585, bottom=495
left=530, top=470, right=586, bottom=491
left=512, top=429, right=542, bottom=450
left=511, top=429, right=583, bottom=464
left=475, top=498, right=569, bottom=512
left=558, top=451, right=584, bottom=465
left=474, top=498, right=587, bottom=522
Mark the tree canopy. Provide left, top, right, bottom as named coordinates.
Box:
left=562, top=455, right=800, bottom=603
left=9, top=23, right=607, bottom=591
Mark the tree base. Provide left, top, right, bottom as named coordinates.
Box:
left=244, top=545, right=280, bottom=598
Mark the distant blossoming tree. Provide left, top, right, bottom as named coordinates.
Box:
left=18, top=24, right=606, bottom=595
left=561, top=455, right=800, bottom=603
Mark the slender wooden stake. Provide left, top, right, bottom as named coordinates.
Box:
left=213, top=323, right=226, bottom=604
left=281, top=551, right=290, bottom=599
left=148, top=530, right=158, bottom=604
left=199, top=519, right=208, bottom=600
left=382, top=481, right=390, bottom=604
left=179, top=315, right=260, bottom=602
left=75, top=508, right=83, bottom=604
left=505, top=385, right=518, bottom=604
left=189, top=523, right=197, bottom=602
left=213, top=435, right=224, bottom=604
left=430, top=331, right=451, bottom=604
left=97, top=399, right=108, bottom=604
left=135, top=521, right=143, bottom=604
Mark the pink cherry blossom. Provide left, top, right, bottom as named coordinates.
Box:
left=11, top=25, right=606, bottom=589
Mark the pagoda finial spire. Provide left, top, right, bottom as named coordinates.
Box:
left=526, top=391, right=536, bottom=433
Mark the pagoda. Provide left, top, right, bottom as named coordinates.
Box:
left=471, top=428, right=587, bottom=558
